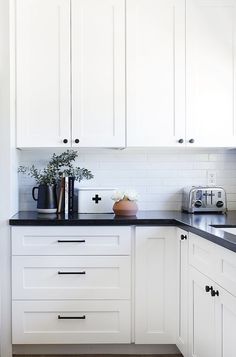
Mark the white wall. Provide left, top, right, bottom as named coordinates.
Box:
left=18, top=148, right=236, bottom=211
left=0, top=0, right=11, bottom=353
left=0, top=0, right=18, bottom=355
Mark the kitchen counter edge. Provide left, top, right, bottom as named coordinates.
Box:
left=9, top=210, right=236, bottom=253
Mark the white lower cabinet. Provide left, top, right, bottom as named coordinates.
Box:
left=13, top=300, right=130, bottom=344
left=188, top=267, right=216, bottom=357
left=134, top=227, right=177, bottom=344
left=189, top=266, right=236, bottom=357
left=12, top=256, right=131, bottom=300
left=176, top=229, right=189, bottom=356
left=215, top=285, right=236, bottom=357
left=12, top=226, right=131, bottom=344
left=188, top=233, right=236, bottom=357
left=11, top=225, right=236, bottom=351
left=11, top=226, right=131, bottom=256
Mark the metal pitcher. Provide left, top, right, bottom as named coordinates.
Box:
left=32, top=184, right=57, bottom=213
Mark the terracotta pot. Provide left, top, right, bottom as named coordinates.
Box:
left=113, top=200, right=138, bottom=216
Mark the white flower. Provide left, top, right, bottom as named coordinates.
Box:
left=124, top=190, right=139, bottom=201
left=111, top=190, right=125, bottom=202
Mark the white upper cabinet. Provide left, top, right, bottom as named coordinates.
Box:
left=127, top=0, right=186, bottom=147
left=15, top=0, right=125, bottom=148
left=71, top=0, right=126, bottom=147
left=14, top=0, right=236, bottom=148
left=16, top=0, right=71, bottom=148
left=186, top=0, right=236, bottom=147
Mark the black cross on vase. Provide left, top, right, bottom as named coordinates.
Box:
left=92, top=194, right=102, bottom=204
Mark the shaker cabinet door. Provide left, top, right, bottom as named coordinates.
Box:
left=127, top=0, right=185, bottom=147
left=71, top=0, right=126, bottom=147
left=188, top=267, right=216, bottom=357
left=16, top=0, right=71, bottom=148
left=135, top=227, right=177, bottom=344
left=186, top=0, right=236, bottom=147
left=215, top=284, right=236, bottom=357
left=176, top=229, right=189, bottom=356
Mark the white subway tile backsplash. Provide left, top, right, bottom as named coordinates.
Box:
left=209, top=153, right=236, bottom=162
left=227, top=202, right=236, bottom=210
left=139, top=201, right=182, bottom=211
left=18, top=148, right=236, bottom=211
left=224, top=185, right=236, bottom=193
left=227, top=193, right=236, bottom=201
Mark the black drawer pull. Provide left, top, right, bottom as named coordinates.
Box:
left=58, top=315, right=86, bottom=320
left=57, top=240, right=86, bottom=243
left=58, top=271, right=86, bottom=275
left=181, top=234, right=187, bottom=240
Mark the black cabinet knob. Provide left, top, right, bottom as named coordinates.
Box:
left=205, top=285, right=213, bottom=293
left=178, top=139, right=184, bottom=144
left=211, top=289, right=219, bottom=297
left=189, top=139, right=195, bottom=144
left=74, top=139, right=80, bottom=144
left=181, top=234, right=187, bottom=240
left=63, top=139, right=68, bottom=144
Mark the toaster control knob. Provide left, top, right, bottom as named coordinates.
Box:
left=194, top=200, right=202, bottom=208
left=216, top=201, right=224, bottom=208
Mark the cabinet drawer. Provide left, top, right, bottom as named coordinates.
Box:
left=214, top=243, right=236, bottom=297
left=189, top=233, right=236, bottom=298
left=12, top=256, right=131, bottom=300
left=11, top=226, right=131, bottom=255
left=12, top=300, right=131, bottom=344
left=189, top=233, right=217, bottom=279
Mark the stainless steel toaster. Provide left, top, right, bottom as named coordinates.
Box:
left=182, top=186, right=227, bottom=213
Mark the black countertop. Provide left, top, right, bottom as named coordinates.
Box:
left=9, top=210, right=236, bottom=253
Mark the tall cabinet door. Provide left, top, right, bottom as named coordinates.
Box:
left=176, top=229, right=189, bottom=356
left=71, top=0, right=125, bottom=148
left=127, top=0, right=185, bottom=147
left=186, top=0, right=236, bottom=147
left=188, top=267, right=216, bottom=357
left=16, top=0, right=71, bottom=148
left=135, top=227, right=177, bottom=344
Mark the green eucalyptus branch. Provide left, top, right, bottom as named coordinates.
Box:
left=18, top=150, right=94, bottom=186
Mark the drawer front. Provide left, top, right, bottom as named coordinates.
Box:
left=11, top=226, right=131, bottom=256
left=12, top=300, right=131, bottom=344
left=214, top=244, right=236, bottom=297
left=189, top=233, right=217, bottom=279
left=12, top=256, right=131, bottom=300
left=189, top=234, right=236, bottom=298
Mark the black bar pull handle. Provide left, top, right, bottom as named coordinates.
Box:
left=58, top=271, right=86, bottom=275
left=58, top=315, right=86, bottom=320
left=57, top=240, right=86, bottom=243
